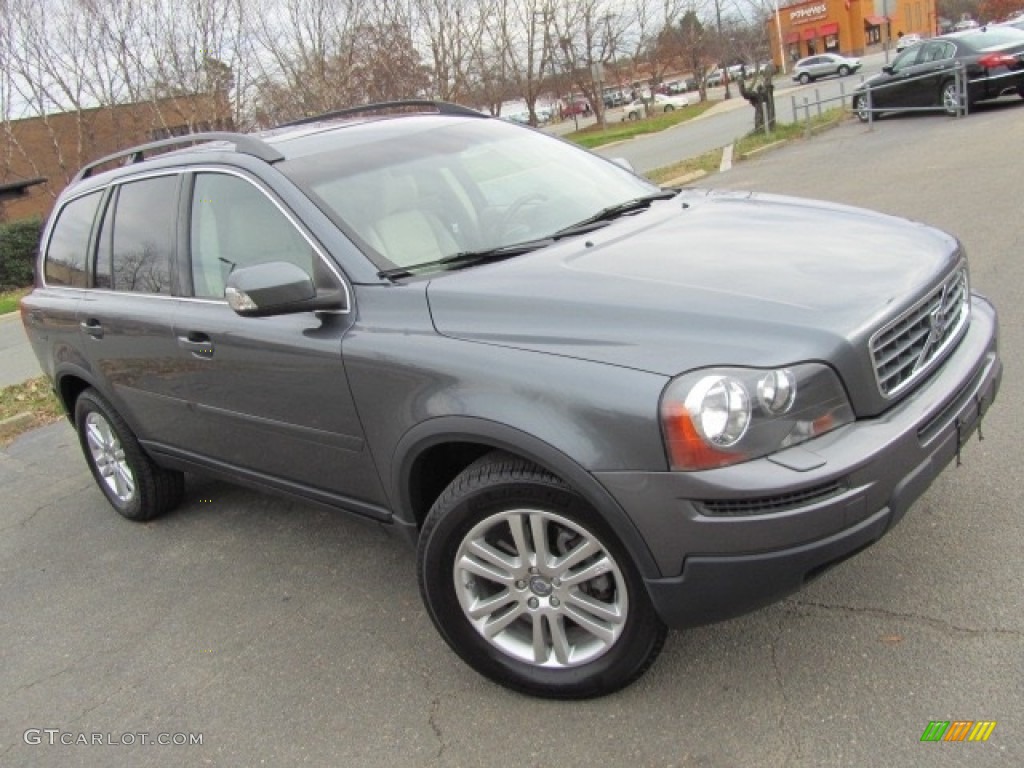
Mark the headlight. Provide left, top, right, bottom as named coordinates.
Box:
left=660, top=364, right=854, bottom=471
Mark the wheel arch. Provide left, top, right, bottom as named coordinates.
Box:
left=53, top=365, right=99, bottom=420
left=392, top=416, right=662, bottom=579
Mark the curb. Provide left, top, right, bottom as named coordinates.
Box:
left=0, top=412, right=34, bottom=440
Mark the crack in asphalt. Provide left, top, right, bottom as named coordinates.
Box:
left=770, top=616, right=802, bottom=766
left=0, top=488, right=82, bottom=534
left=784, top=598, right=1023, bottom=638
left=427, top=696, right=446, bottom=760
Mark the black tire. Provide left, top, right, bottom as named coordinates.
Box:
left=627, top=110, right=639, bottom=121
left=74, top=389, right=184, bottom=521
left=941, top=79, right=960, bottom=116
left=417, top=452, right=667, bottom=699
left=853, top=93, right=870, bottom=123
left=1019, top=83, right=1024, bottom=100
left=664, top=104, right=675, bottom=112
left=799, top=73, right=811, bottom=84
left=838, top=65, right=850, bottom=77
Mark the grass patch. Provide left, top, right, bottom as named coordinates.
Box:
left=647, top=150, right=723, bottom=186
left=647, top=107, right=848, bottom=186
left=566, top=102, right=717, bottom=149
left=734, top=107, right=846, bottom=158
left=0, top=286, right=30, bottom=315
left=0, top=376, right=65, bottom=446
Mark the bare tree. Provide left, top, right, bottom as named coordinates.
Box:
left=551, top=0, right=631, bottom=128
left=484, top=0, right=555, bottom=124
left=411, top=0, right=489, bottom=102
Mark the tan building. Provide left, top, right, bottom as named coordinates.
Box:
left=767, top=0, right=939, bottom=69
left=0, top=92, right=230, bottom=222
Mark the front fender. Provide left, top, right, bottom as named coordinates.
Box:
left=391, top=415, right=663, bottom=580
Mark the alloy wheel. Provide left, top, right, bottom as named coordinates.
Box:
left=452, top=508, right=628, bottom=668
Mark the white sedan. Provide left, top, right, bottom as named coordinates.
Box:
left=624, top=93, right=690, bottom=120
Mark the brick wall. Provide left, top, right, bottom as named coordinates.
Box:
left=1, top=92, right=231, bottom=222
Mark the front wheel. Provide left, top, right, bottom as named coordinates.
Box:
left=838, top=65, right=850, bottom=77
left=417, top=452, right=667, bottom=699
left=799, top=73, right=811, bottom=84
left=74, top=389, right=184, bottom=521
left=941, top=80, right=960, bottom=116
left=853, top=93, right=870, bottom=122
left=664, top=104, right=674, bottom=112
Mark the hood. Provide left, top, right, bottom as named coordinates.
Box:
left=427, top=189, right=961, bottom=381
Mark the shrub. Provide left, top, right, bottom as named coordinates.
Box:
left=0, top=217, right=43, bottom=290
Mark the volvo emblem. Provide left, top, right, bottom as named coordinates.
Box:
left=914, top=285, right=949, bottom=372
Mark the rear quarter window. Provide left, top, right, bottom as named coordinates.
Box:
left=44, top=191, right=102, bottom=287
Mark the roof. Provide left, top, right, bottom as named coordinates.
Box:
left=0, top=177, right=47, bottom=202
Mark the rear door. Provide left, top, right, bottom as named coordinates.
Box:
left=169, top=170, right=387, bottom=513
left=75, top=173, right=190, bottom=443
left=906, top=41, right=958, bottom=107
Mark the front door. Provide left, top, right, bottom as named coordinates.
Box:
left=170, top=170, right=387, bottom=514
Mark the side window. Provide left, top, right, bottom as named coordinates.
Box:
left=110, top=175, right=178, bottom=294
left=44, top=191, right=102, bottom=287
left=190, top=173, right=316, bottom=299
left=891, top=48, right=920, bottom=72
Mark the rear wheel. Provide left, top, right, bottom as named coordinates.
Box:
left=664, top=104, right=675, bottom=112
left=74, top=389, right=184, bottom=521
left=417, top=452, right=667, bottom=699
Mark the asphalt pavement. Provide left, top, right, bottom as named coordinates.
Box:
left=0, top=311, right=38, bottom=388
left=2, top=98, right=1023, bottom=767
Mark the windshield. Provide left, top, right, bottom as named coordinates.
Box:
left=281, top=118, right=658, bottom=272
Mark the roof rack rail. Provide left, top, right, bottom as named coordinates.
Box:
left=74, top=132, right=284, bottom=182
left=278, top=100, right=486, bottom=128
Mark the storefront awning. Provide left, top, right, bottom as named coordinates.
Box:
left=785, top=31, right=800, bottom=44
left=864, top=15, right=888, bottom=26
left=801, top=28, right=818, bottom=41
left=819, top=22, right=839, bottom=36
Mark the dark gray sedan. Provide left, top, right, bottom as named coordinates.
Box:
left=853, top=26, right=1024, bottom=121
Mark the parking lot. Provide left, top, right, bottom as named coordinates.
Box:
left=2, top=104, right=1022, bottom=767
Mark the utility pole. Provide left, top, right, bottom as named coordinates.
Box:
left=714, top=0, right=731, bottom=99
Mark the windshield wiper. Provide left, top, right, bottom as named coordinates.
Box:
left=552, top=189, right=679, bottom=238
left=378, top=239, right=552, bottom=279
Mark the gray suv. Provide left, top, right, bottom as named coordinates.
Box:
left=21, top=101, right=1000, bottom=699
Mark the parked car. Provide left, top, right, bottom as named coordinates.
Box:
left=791, top=53, right=862, bottom=84
left=896, top=32, right=923, bottom=51
left=998, top=14, right=1024, bottom=31
left=562, top=98, right=591, bottom=117
left=21, top=100, right=1000, bottom=699
left=602, top=91, right=627, bottom=108
left=852, top=26, right=1024, bottom=121
left=704, top=68, right=724, bottom=87
left=624, top=92, right=690, bottom=119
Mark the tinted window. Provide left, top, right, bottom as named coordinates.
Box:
left=45, top=191, right=101, bottom=287
left=190, top=173, right=316, bottom=299
left=111, top=175, right=178, bottom=294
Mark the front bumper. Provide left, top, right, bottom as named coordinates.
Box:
left=594, top=296, right=1000, bottom=629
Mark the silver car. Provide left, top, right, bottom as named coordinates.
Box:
left=792, top=53, right=862, bottom=84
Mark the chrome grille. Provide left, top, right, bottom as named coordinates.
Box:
left=870, top=266, right=969, bottom=398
